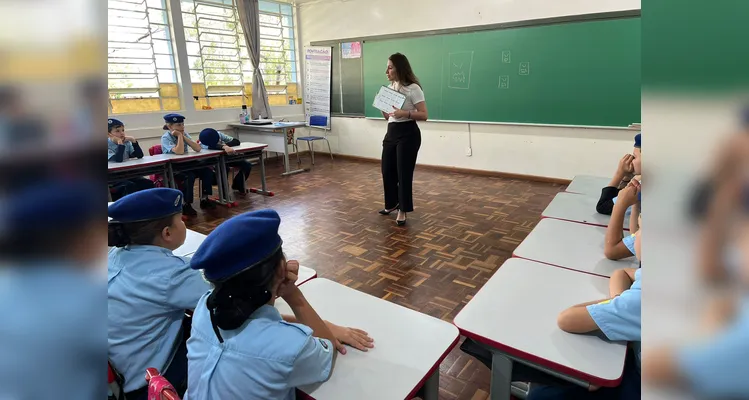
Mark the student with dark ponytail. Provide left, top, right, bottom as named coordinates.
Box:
left=187, top=209, right=374, bottom=399
left=108, top=188, right=209, bottom=400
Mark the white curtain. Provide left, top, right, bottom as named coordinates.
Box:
left=236, top=0, right=272, bottom=119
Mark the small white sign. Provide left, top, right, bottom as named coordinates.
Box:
left=502, top=51, right=511, bottom=64
left=498, top=75, right=510, bottom=89
left=519, top=62, right=530, bottom=76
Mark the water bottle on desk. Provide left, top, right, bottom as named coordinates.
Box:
left=240, top=105, right=250, bottom=124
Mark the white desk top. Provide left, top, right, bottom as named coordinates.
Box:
left=565, top=175, right=610, bottom=197
left=107, top=154, right=172, bottom=172
left=274, top=279, right=459, bottom=400
left=227, top=142, right=268, bottom=154
left=229, top=121, right=307, bottom=130
left=165, top=149, right=223, bottom=163
left=513, top=218, right=639, bottom=277
left=453, top=258, right=628, bottom=387
left=297, top=266, right=317, bottom=285
left=542, top=192, right=630, bottom=229
left=174, top=229, right=207, bottom=257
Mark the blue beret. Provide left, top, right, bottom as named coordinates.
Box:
left=199, top=128, right=220, bottom=148
left=108, top=188, right=183, bottom=223
left=634, top=133, right=641, bottom=148
left=4, top=180, right=101, bottom=231
left=108, top=118, right=124, bottom=130
left=163, top=113, right=186, bottom=123
left=191, top=209, right=283, bottom=281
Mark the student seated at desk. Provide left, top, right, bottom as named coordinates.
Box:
left=645, top=172, right=749, bottom=398
left=187, top=210, right=374, bottom=399
left=161, top=113, right=216, bottom=216
left=107, top=118, right=155, bottom=200
left=597, top=133, right=641, bottom=215
left=198, top=128, right=252, bottom=195
left=604, top=178, right=641, bottom=260
left=108, top=188, right=210, bottom=400
left=528, top=229, right=642, bottom=400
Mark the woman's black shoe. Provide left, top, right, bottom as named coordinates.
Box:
left=378, top=204, right=399, bottom=215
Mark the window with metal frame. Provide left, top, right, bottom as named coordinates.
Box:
left=182, top=0, right=299, bottom=109
left=108, top=0, right=181, bottom=113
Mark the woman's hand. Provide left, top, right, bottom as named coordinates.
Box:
left=324, top=322, right=374, bottom=354
left=389, top=106, right=409, bottom=119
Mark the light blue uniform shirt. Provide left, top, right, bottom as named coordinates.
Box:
left=0, top=265, right=106, bottom=400
left=587, top=268, right=642, bottom=370
left=108, top=245, right=210, bottom=392
left=161, top=131, right=195, bottom=154
left=622, top=233, right=636, bottom=255
left=200, top=131, right=235, bottom=150
left=677, top=295, right=749, bottom=398
left=108, top=138, right=135, bottom=161
left=186, top=296, right=334, bottom=400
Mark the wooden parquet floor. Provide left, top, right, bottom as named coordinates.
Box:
left=187, top=155, right=566, bottom=400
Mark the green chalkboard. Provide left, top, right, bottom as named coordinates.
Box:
left=363, top=18, right=641, bottom=126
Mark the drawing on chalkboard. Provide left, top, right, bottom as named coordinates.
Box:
left=519, top=62, right=530, bottom=75
left=448, top=51, right=473, bottom=89
left=498, top=75, right=510, bottom=89
left=502, top=51, right=511, bottom=64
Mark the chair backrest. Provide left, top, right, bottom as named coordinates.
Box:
left=145, top=368, right=181, bottom=400
left=309, top=115, right=328, bottom=128
left=108, top=361, right=124, bottom=400
left=149, top=144, right=163, bottom=156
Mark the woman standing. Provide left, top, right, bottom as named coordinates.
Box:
left=379, top=53, right=428, bottom=226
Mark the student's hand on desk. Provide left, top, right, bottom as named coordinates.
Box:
left=222, top=145, right=236, bottom=154
left=324, top=322, right=374, bottom=354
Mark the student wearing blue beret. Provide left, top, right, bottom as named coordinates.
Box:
left=186, top=210, right=374, bottom=399
left=199, top=128, right=253, bottom=195
left=0, top=180, right=105, bottom=400
left=161, top=114, right=216, bottom=215
left=597, top=133, right=641, bottom=215
left=108, top=118, right=155, bottom=200
left=108, top=188, right=210, bottom=400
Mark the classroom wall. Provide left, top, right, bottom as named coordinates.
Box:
left=297, top=0, right=641, bottom=179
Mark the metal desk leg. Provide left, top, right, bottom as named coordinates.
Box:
left=490, top=352, right=513, bottom=400
left=281, top=127, right=309, bottom=177
left=166, top=164, right=176, bottom=189
left=421, top=370, right=440, bottom=400
left=218, top=156, right=233, bottom=206
left=250, top=151, right=274, bottom=196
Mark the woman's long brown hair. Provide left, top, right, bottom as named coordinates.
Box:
left=389, top=53, right=421, bottom=88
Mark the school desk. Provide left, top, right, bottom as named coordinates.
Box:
left=542, top=192, right=630, bottom=229
left=565, top=175, right=610, bottom=197
left=229, top=122, right=308, bottom=176
left=513, top=218, right=639, bottom=277
left=274, top=278, right=459, bottom=400
left=218, top=142, right=272, bottom=205
left=107, top=155, right=173, bottom=198
left=173, top=229, right=207, bottom=257
left=453, top=259, right=628, bottom=400
left=163, top=149, right=228, bottom=205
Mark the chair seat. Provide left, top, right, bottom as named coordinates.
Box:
left=297, top=136, right=326, bottom=141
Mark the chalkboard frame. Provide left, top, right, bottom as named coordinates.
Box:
left=310, top=9, right=640, bottom=127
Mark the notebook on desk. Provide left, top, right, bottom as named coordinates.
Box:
left=245, top=119, right=274, bottom=126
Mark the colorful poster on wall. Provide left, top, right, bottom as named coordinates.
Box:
left=341, top=42, right=362, bottom=59
left=303, top=46, right=332, bottom=129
